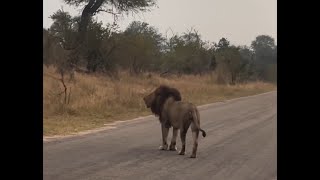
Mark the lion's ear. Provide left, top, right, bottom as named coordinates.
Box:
left=168, top=87, right=182, bottom=101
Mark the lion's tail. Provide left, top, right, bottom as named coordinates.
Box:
left=190, top=108, right=207, bottom=138
left=200, top=129, right=207, bottom=137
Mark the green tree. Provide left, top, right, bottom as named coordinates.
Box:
left=48, top=10, right=80, bottom=74
left=43, top=29, right=52, bottom=66
left=251, top=35, right=276, bottom=64
left=63, top=0, right=156, bottom=47
left=50, top=0, right=157, bottom=75
left=215, top=37, right=230, bottom=50
left=162, top=29, right=212, bottom=75
left=238, top=46, right=256, bottom=82
left=251, top=35, right=277, bottom=81
left=110, top=21, right=165, bottom=74
left=84, top=19, right=117, bottom=72
left=214, top=38, right=244, bottom=84
left=48, top=9, right=119, bottom=73
left=49, top=10, right=78, bottom=50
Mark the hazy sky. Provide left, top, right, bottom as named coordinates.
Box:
left=43, top=0, right=277, bottom=46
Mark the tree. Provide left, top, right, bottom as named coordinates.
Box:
left=214, top=38, right=243, bottom=84
left=251, top=35, right=277, bottom=81
left=238, top=46, right=256, bottom=81
left=63, top=0, right=156, bottom=47
left=251, top=35, right=276, bottom=64
left=215, top=37, right=230, bottom=50
left=48, top=10, right=80, bottom=74
left=48, top=9, right=119, bottom=73
left=110, top=21, right=165, bottom=74
left=161, top=29, right=212, bottom=75
left=124, top=21, right=165, bottom=51
left=44, top=28, right=70, bottom=68
left=51, top=0, right=157, bottom=75
left=84, top=19, right=117, bottom=72
left=49, top=10, right=78, bottom=50
left=43, top=29, right=52, bottom=66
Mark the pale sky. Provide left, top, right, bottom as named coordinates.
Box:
left=43, top=0, right=277, bottom=46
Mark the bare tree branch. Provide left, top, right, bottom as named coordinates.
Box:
left=59, top=72, right=68, bottom=104
left=95, top=9, right=120, bottom=16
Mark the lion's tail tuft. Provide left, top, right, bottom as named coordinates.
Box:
left=200, top=129, right=206, bottom=137
left=189, top=109, right=207, bottom=138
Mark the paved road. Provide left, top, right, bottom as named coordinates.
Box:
left=44, top=91, right=277, bottom=180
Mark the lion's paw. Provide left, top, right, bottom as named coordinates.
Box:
left=169, top=146, right=177, bottom=151
left=159, top=145, right=168, bottom=150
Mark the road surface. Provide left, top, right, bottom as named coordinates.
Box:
left=44, top=91, right=277, bottom=180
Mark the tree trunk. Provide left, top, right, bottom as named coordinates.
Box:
left=230, top=72, right=236, bottom=85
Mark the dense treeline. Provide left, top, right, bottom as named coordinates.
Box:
left=43, top=10, right=277, bottom=84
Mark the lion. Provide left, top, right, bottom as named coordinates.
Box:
left=143, top=85, right=206, bottom=158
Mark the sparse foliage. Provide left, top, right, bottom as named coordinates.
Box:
left=251, top=35, right=277, bottom=81
left=215, top=44, right=242, bottom=85
left=44, top=2, right=276, bottom=84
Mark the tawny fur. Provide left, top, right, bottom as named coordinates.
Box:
left=143, top=85, right=206, bottom=158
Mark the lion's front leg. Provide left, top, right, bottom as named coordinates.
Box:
left=159, top=123, right=169, bottom=150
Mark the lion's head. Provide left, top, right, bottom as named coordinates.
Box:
left=143, top=85, right=182, bottom=117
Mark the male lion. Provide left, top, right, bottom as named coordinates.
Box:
left=143, top=85, right=206, bottom=158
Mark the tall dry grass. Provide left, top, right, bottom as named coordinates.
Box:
left=43, top=66, right=276, bottom=136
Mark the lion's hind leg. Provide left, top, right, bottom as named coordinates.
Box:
left=178, top=123, right=190, bottom=155
left=190, top=123, right=200, bottom=158
left=178, top=129, right=186, bottom=155
left=169, top=128, right=178, bottom=151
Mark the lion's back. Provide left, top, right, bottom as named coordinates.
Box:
left=168, top=101, right=195, bottom=125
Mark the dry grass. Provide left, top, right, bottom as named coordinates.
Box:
left=43, top=66, right=276, bottom=136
